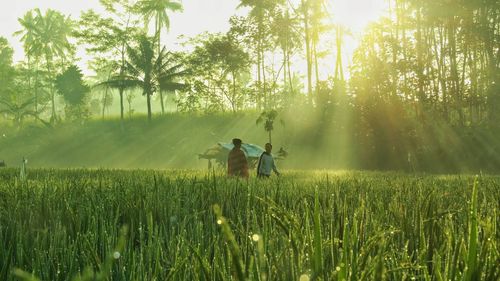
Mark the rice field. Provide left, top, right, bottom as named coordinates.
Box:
left=0, top=168, right=498, bottom=281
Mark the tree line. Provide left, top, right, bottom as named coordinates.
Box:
left=0, top=0, right=499, bottom=171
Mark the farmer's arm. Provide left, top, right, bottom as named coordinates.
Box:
left=272, top=157, right=280, bottom=175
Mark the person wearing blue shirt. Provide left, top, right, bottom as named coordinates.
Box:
left=257, top=143, right=280, bottom=178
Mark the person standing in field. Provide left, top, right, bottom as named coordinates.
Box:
left=227, top=138, right=249, bottom=178
left=257, top=143, right=280, bottom=178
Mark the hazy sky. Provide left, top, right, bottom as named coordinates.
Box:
left=0, top=0, right=388, bottom=74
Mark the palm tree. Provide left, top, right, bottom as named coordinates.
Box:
left=94, top=62, right=131, bottom=123
left=270, top=7, right=301, bottom=95
left=135, top=0, right=182, bottom=41
left=155, top=52, right=190, bottom=110
left=14, top=11, right=40, bottom=113
left=256, top=109, right=281, bottom=143
left=123, top=36, right=155, bottom=121
left=14, top=11, right=39, bottom=58
left=37, top=9, right=74, bottom=122
left=134, top=0, right=183, bottom=114
left=16, top=9, right=74, bottom=123
left=103, top=35, right=188, bottom=122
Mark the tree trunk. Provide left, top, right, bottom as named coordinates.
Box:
left=119, top=88, right=124, bottom=121
left=120, top=15, right=131, bottom=122
left=232, top=72, right=237, bottom=112
left=301, top=0, right=313, bottom=105
left=157, top=16, right=166, bottom=116
left=160, top=91, right=165, bottom=115
left=283, top=48, right=287, bottom=94
left=102, top=87, right=107, bottom=119
left=287, top=50, right=294, bottom=95
left=257, top=46, right=262, bottom=110
left=262, top=47, right=268, bottom=109
left=45, top=54, right=56, bottom=123
left=437, top=26, right=449, bottom=120
left=335, top=25, right=344, bottom=81
left=313, top=39, right=320, bottom=100
left=448, top=17, right=463, bottom=126
left=102, top=69, right=112, bottom=120
left=416, top=2, right=425, bottom=118
left=147, top=92, right=152, bottom=122
left=389, top=0, right=398, bottom=99
left=34, top=61, right=39, bottom=116
left=27, top=56, right=33, bottom=113
left=399, top=0, right=410, bottom=103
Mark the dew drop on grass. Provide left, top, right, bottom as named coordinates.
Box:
left=113, top=251, right=121, bottom=259
left=299, top=274, right=310, bottom=281
left=217, top=219, right=222, bottom=225
left=252, top=234, right=260, bottom=242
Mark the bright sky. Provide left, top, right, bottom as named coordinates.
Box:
left=0, top=0, right=388, bottom=75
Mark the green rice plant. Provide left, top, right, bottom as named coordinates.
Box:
left=0, top=169, right=498, bottom=281
left=463, top=177, right=479, bottom=281
left=312, top=187, right=323, bottom=280
left=213, top=204, right=246, bottom=281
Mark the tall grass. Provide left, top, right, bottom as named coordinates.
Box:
left=0, top=168, right=498, bottom=280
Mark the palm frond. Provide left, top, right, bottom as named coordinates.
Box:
left=158, top=81, right=188, bottom=92
left=95, top=75, right=144, bottom=90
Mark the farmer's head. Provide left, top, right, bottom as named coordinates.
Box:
left=232, top=138, right=242, bottom=148
left=265, top=143, right=272, bottom=153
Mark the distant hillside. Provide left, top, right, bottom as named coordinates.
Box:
left=0, top=112, right=344, bottom=170
left=2, top=111, right=498, bottom=173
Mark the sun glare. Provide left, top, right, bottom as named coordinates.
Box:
left=287, top=0, right=388, bottom=33
left=330, top=0, right=388, bottom=33
left=283, top=0, right=389, bottom=80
